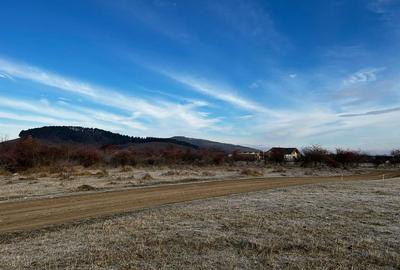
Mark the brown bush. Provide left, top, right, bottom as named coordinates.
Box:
left=111, top=150, right=137, bottom=167
left=141, top=173, right=153, bottom=180
left=301, top=145, right=330, bottom=167
left=70, top=148, right=102, bottom=167
left=240, top=168, right=263, bottom=177
left=181, top=149, right=201, bottom=163
left=335, top=148, right=362, bottom=167
left=0, top=136, right=39, bottom=171
left=392, top=149, right=400, bottom=164
left=75, top=184, right=97, bottom=192
left=268, top=150, right=285, bottom=164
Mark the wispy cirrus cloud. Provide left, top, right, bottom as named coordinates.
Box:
left=0, top=57, right=220, bottom=133
left=0, top=58, right=98, bottom=97
left=0, top=72, right=14, bottom=80
left=343, top=67, right=385, bottom=85
left=339, top=106, right=400, bottom=117
left=160, top=70, right=273, bottom=115
left=159, top=65, right=399, bottom=148
left=0, top=96, right=146, bottom=131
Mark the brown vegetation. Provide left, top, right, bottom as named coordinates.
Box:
left=1, top=137, right=398, bottom=174
left=0, top=138, right=229, bottom=172
left=75, top=184, right=98, bottom=192
left=392, top=149, right=400, bottom=164
left=240, top=168, right=263, bottom=176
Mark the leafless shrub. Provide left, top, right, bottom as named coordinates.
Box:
left=271, top=167, right=286, bottom=173
left=391, top=149, right=400, bottom=164
left=70, top=147, right=102, bottom=167
left=0, top=134, right=8, bottom=151
left=335, top=148, right=362, bottom=167
left=301, top=145, right=339, bottom=167
left=111, top=150, right=137, bottom=167
left=240, top=168, right=263, bottom=176
left=59, top=166, right=75, bottom=180
left=141, top=173, right=153, bottom=180
left=268, top=150, right=285, bottom=164
left=0, top=136, right=39, bottom=171
left=75, top=184, right=97, bottom=192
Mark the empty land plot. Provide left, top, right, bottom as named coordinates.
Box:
left=1, top=177, right=400, bottom=269
left=0, top=166, right=369, bottom=202
left=1, top=171, right=399, bottom=233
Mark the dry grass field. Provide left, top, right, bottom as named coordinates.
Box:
left=0, top=165, right=363, bottom=202
left=1, top=177, right=399, bottom=269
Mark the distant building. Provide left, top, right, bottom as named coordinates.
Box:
left=266, top=147, right=301, bottom=161
left=231, top=151, right=263, bottom=161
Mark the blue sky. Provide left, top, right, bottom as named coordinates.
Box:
left=0, top=0, right=399, bottom=152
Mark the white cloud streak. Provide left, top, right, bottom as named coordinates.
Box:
left=0, top=96, right=145, bottom=131
left=0, top=72, right=14, bottom=80
left=1, top=58, right=399, bottom=150
left=339, top=106, right=400, bottom=117
left=0, top=58, right=220, bottom=133
left=161, top=71, right=276, bottom=115
left=343, top=67, right=385, bottom=85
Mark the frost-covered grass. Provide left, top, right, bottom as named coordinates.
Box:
left=1, top=178, right=399, bottom=269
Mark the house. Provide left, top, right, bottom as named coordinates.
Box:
left=231, top=151, right=263, bottom=161
left=266, top=147, right=301, bottom=161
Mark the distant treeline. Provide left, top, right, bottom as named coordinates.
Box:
left=0, top=136, right=225, bottom=172
left=19, top=126, right=198, bottom=149
left=266, top=145, right=400, bottom=168
left=0, top=133, right=399, bottom=172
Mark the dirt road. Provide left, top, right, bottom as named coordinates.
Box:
left=1, top=171, right=399, bottom=234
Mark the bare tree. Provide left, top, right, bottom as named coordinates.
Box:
left=335, top=148, right=362, bottom=167
left=0, top=134, right=8, bottom=151
left=391, top=149, right=400, bottom=164
left=301, top=145, right=335, bottom=167
left=0, top=134, right=8, bottom=143
left=268, top=149, right=285, bottom=164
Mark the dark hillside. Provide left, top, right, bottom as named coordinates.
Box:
left=19, top=126, right=198, bottom=149
left=171, top=136, right=260, bottom=153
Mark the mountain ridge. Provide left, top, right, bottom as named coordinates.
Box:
left=18, top=126, right=261, bottom=153
left=172, top=136, right=261, bottom=153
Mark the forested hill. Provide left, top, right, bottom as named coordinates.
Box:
left=19, top=126, right=198, bottom=149
left=172, top=136, right=260, bottom=153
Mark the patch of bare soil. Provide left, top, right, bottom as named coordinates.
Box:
left=1, top=178, right=399, bottom=269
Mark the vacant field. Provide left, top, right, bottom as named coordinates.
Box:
left=0, top=165, right=366, bottom=202
left=1, top=178, right=399, bottom=269
left=1, top=171, right=395, bottom=233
